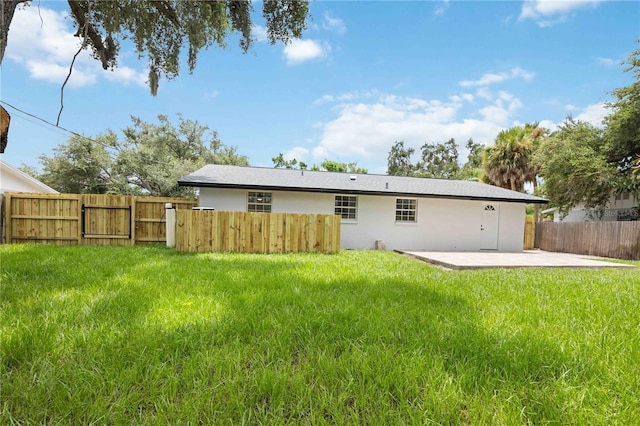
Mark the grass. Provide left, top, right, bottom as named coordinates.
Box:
left=1, top=244, right=639, bottom=425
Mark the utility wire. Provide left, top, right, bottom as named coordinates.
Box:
left=0, top=100, right=94, bottom=142
left=0, top=100, right=177, bottom=167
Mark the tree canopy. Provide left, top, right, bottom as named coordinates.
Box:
left=386, top=138, right=480, bottom=180
left=483, top=124, right=544, bottom=193
left=603, top=44, right=640, bottom=177
left=1, top=1, right=310, bottom=95
left=418, top=139, right=460, bottom=179
left=272, top=154, right=368, bottom=174
left=34, top=115, right=248, bottom=196
left=534, top=118, right=616, bottom=217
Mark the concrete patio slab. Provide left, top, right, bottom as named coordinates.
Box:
left=398, top=249, right=637, bottom=270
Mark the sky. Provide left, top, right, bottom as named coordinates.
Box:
left=1, top=0, right=639, bottom=175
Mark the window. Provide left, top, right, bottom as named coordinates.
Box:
left=396, top=198, right=417, bottom=222
left=247, top=192, right=272, bottom=212
left=335, top=196, right=357, bottom=220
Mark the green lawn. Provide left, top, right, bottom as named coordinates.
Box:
left=1, top=245, right=639, bottom=424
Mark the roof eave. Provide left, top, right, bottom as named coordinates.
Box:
left=178, top=180, right=549, bottom=205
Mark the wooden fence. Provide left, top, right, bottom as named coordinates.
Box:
left=2, top=192, right=197, bottom=246
left=176, top=210, right=341, bottom=254
left=523, top=216, right=535, bottom=250
left=536, top=221, right=640, bottom=260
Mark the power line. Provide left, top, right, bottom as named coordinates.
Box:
left=1, top=100, right=187, bottom=167
left=0, top=100, right=92, bottom=141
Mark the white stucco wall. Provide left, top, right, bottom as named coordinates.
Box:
left=559, top=192, right=639, bottom=222
left=199, top=188, right=527, bottom=251
left=0, top=160, right=58, bottom=193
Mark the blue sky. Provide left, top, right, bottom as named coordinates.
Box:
left=1, top=0, right=639, bottom=174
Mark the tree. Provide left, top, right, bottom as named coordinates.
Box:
left=1, top=1, right=309, bottom=95
left=36, top=115, right=248, bottom=196
left=387, top=140, right=416, bottom=176
left=534, top=118, right=617, bottom=217
left=320, top=160, right=367, bottom=174
left=272, top=154, right=367, bottom=174
left=272, top=153, right=307, bottom=170
left=417, top=138, right=460, bottom=179
left=38, top=133, right=114, bottom=194
left=484, top=126, right=535, bottom=192
left=456, top=138, right=485, bottom=181
left=604, top=43, right=640, bottom=189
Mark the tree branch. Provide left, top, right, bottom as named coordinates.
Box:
left=57, top=43, right=84, bottom=126
left=151, top=1, right=180, bottom=26
left=67, top=0, right=115, bottom=70
left=0, top=0, right=28, bottom=65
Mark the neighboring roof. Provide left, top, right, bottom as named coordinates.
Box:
left=0, top=160, right=58, bottom=193
left=179, top=165, right=548, bottom=204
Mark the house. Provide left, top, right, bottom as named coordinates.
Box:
left=1, top=160, right=58, bottom=244
left=0, top=160, right=57, bottom=194
left=543, top=192, right=639, bottom=222
left=178, top=165, right=548, bottom=251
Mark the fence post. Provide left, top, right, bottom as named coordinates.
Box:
left=165, top=203, right=176, bottom=248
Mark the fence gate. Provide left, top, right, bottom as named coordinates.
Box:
left=81, top=195, right=133, bottom=245
left=2, top=192, right=197, bottom=246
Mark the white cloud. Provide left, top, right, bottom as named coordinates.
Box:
left=460, top=67, right=535, bottom=88
left=24, top=60, right=96, bottom=87
left=538, top=119, right=559, bottom=133
left=479, top=93, right=523, bottom=126
left=519, top=0, right=605, bottom=27
left=313, top=91, right=374, bottom=105
left=203, top=89, right=220, bottom=100
left=476, top=87, right=494, bottom=101
left=575, top=102, right=608, bottom=127
left=534, top=103, right=607, bottom=132
left=252, top=25, right=269, bottom=43
left=5, top=5, right=147, bottom=88
left=283, top=39, right=330, bottom=65
left=104, top=66, right=148, bottom=87
left=308, top=92, right=524, bottom=163
left=435, top=0, right=450, bottom=16
left=285, top=147, right=310, bottom=162
left=322, top=12, right=347, bottom=35
left=595, top=57, right=618, bottom=67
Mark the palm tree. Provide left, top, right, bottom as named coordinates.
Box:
left=483, top=126, right=532, bottom=192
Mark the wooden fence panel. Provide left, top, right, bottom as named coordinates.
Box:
left=536, top=221, right=640, bottom=260
left=523, top=216, right=535, bottom=250
left=82, top=194, right=132, bottom=246
left=2, top=192, right=197, bottom=246
left=176, top=210, right=341, bottom=254
left=4, top=193, right=81, bottom=244
left=134, top=197, right=197, bottom=244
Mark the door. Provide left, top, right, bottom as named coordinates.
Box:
left=480, top=203, right=500, bottom=250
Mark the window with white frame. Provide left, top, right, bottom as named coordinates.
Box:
left=335, top=195, right=357, bottom=220
left=247, top=192, right=272, bottom=212
left=395, top=198, right=417, bottom=222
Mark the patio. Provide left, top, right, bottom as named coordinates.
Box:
left=398, top=249, right=637, bottom=270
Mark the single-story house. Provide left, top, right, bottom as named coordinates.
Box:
left=1, top=160, right=58, bottom=244
left=178, top=165, right=548, bottom=251
left=0, top=160, right=58, bottom=194
left=543, top=192, right=639, bottom=222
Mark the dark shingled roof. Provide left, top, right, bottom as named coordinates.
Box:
left=179, top=165, right=548, bottom=204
